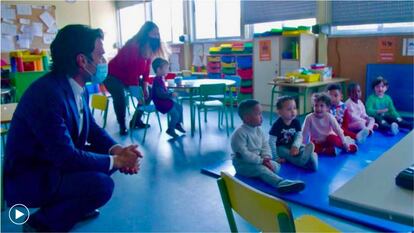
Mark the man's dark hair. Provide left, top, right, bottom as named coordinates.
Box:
left=152, top=57, right=169, bottom=73
left=313, top=93, right=331, bottom=106
left=238, top=99, right=260, bottom=119
left=347, top=82, right=360, bottom=95
left=276, top=96, right=295, bottom=110
left=371, top=76, right=388, bottom=89
left=50, top=24, right=103, bottom=76
left=326, top=83, right=341, bottom=92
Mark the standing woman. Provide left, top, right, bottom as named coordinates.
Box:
left=104, top=21, right=166, bottom=135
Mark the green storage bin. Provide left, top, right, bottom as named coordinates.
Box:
left=11, top=71, right=47, bottom=101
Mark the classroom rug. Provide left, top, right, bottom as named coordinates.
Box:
left=201, top=131, right=413, bottom=232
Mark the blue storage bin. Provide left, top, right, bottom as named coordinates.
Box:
left=236, top=56, right=252, bottom=69
left=221, top=56, right=236, bottom=63
left=208, top=73, right=222, bottom=79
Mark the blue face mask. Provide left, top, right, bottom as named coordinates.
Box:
left=85, top=60, right=108, bottom=84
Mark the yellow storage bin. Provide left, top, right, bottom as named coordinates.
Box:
left=221, top=62, right=236, bottom=68
left=299, top=73, right=320, bottom=82
left=207, top=56, right=220, bottom=62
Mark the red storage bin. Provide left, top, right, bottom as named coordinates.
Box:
left=240, top=86, right=253, bottom=94
left=207, top=62, right=221, bottom=68
left=207, top=67, right=221, bottom=73
left=237, top=68, right=253, bottom=79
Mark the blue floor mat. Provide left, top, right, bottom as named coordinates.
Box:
left=201, top=131, right=413, bottom=232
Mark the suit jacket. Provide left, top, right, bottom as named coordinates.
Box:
left=4, top=72, right=117, bottom=207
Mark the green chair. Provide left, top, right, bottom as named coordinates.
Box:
left=128, top=87, right=162, bottom=143
left=224, top=75, right=241, bottom=128
left=217, top=171, right=340, bottom=233
left=90, top=94, right=109, bottom=128
left=194, top=83, right=229, bottom=138
left=1, top=127, right=7, bottom=211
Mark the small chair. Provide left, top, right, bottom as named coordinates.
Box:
left=1, top=127, right=7, bottom=211
left=217, top=171, right=340, bottom=233
left=128, top=87, right=162, bottom=143
left=224, top=75, right=241, bottom=128
left=177, top=75, right=199, bottom=106
left=91, top=94, right=109, bottom=128
left=194, top=83, right=229, bottom=138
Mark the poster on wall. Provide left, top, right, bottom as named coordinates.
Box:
left=259, top=40, right=271, bottom=61
left=377, top=37, right=396, bottom=62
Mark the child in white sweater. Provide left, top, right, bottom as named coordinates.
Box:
left=302, top=93, right=357, bottom=156
left=231, top=99, right=305, bottom=193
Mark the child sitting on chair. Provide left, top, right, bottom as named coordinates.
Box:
left=231, top=99, right=305, bottom=193
left=302, top=93, right=357, bottom=156
left=345, top=82, right=377, bottom=137
left=327, top=83, right=369, bottom=144
left=269, top=96, right=317, bottom=171
left=366, top=76, right=413, bottom=135
left=151, top=58, right=185, bottom=138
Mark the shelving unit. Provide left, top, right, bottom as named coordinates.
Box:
left=253, top=33, right=316, bottom=113
left=207, top=42, right=254, bottom=104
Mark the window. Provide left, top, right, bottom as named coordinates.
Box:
left=331, top=22, right=414, bottom=35
left=194, top=0, right=241, bottom=40
left=118, top=1, right=184, bottom=45
left=152, top=0, right=184, bottom=43
left=216, top=0, right=240, bottom=38
left=253, top=18, right=316, bottom=34
left=118, top=4, right=146, bottom=45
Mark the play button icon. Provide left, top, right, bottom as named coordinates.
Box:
left=8, top=204, right=30, bottom=225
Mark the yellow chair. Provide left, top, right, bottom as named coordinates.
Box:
left=217, top=172, right=340, bottom=233
left=91, top=94, right=109, bottom=128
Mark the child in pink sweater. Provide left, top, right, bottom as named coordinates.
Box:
left=345, top=83, right=377, bottom=135
left=302, top=93, right=357, bottom=156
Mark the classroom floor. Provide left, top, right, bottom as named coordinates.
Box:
left=1, top=102, right=377, bottom=232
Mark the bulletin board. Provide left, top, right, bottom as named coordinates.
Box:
left=1, top=3, right=57, bottom=60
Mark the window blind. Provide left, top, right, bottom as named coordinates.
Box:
left=331, top=0, right=414, bottom=26
left=241, top=0, right=316, bottom=25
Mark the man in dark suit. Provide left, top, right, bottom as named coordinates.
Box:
left=4, top=24, right=142, bottom=232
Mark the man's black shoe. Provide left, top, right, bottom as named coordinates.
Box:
left=80, top=209, right=100, bottom=221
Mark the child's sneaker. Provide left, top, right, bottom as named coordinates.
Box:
left=390, top=122, right=399, bottom=135
left=302, top=142, right=315, bottom=165
left=346, top=143, right=358, bottom=153
left=356, top=128, right=369, bottom=144
left=324, top=146, right=339, bottom=156
left=305, top=152, right=318, bottom=171
left=276, top=179, right=305, bottom=193
left=175, top=123, right=186, bottom=133
left=166, top=128, right=179, bottom=138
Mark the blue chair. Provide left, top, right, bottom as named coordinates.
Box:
left=128, top=87, right=162, bottom=143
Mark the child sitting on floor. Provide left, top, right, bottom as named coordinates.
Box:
left=151, top=58, right=185, bottom=138
left=269, top=96, right=317, bottom=171
left=345, top=82, right=377, bottom=137
left=231, top=99, right=305, bottom=193
left=327, top=83, right=369, bottom=144
left=366, top=76, right=413, bottom=135
left=302, top=93, right=357, bottom=156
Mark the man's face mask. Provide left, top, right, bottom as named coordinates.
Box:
left=85, top=57, right=108, bottom=84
